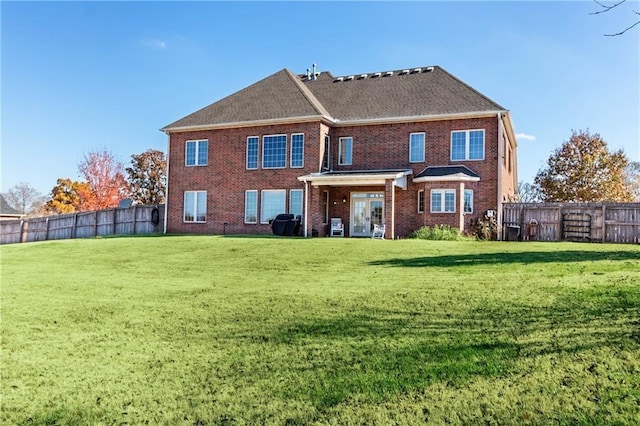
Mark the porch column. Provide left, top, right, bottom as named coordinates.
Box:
left=384, top=179, right=394, bottom=239
left=459, top=182, right=465, bottom=233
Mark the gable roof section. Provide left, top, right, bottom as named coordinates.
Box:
left=413, top=165, right=481, bottom=183
left=304, top=66, right=504, bottom=122
left=0, top=194, right=21, bottom=215
left=163, top=66, right=506, bottom=132
left=162, top=69, right=329, bottom=131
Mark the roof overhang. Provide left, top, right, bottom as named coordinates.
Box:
left=413, top=173, right=480, bottom=183
left=298, top=169, right=413, bottom=189
left=161, top=114, right=334, bottom=134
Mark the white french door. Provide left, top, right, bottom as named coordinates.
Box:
left=350, top=192, right=384, bottom=237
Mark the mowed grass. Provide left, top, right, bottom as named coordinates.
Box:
left=1, top=236, right=639, bottom=425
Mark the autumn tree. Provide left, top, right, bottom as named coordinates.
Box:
left=44, top=178, right=94, bottom=214
left=126, top=149, right=167, bottom=205
left=1, top=182, right=45, bottom=214
left=78, top=149, right=129, bottom=210
left=534, top=130, right=635, bottom=202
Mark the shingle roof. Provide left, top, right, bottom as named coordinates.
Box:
left=414, top=165, right=480, bottom=179
left=163, top=66, right=505, bottom=131
left=0, top=195, right=21, bottom=215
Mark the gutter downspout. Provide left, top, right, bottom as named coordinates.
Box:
left=497, top=113, right=504, bottom=241
left=163, top=131, right=170, bottom=234
left=303, top=179, right=309, bottom=237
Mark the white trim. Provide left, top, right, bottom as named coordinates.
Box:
left=413, top=173, right=480, bottom=183
left=497, top=113, right=504, bottom=240
left=163, top=133, right=170, bottom=234
left=244, top=190, right=258, bottom=224
left=185, top=139, right=208, bottom=166
left=298, top=170, right=412, bottom=189
left=161, top=111, right=505, bottom=133
left=450, top=129, right=485, bottom=161
left=246, top=136, right=259, bottom=170
left=430, top=189, right=456, bottom=214
left=183, top=190, right=207, bottom=223
left=260, top=189, right=286, bottom=224
left=262, top=134, right=287, bottom=169
left=409, top=132, right=425, bottom=163
left=290, top=133, right=305, bottom=168
left=338, top=137, right=353, bottom=165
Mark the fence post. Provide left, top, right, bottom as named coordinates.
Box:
left=71, top=213, right=78, bottom=239
left=45, top=217, right=50, bottom=241
left=113, top=209, right=117, bottom=235
left=20, top=220, right=26, bottom=243
left=132, top=205, right=137, bottom=235
left=601, top=204, right=606, bottom=243
left=94, top=211, right=98, bottom=237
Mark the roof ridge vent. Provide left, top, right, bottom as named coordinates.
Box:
left=358, top=74, right=367, bottom=79
left=384, top=71, right=393, bottom=77
left=334, top=77, right=344, bottom=82
left=346, top=75, right=354, bottom=81
left=425, top=66, right=435, bottom=72
left=412, top=68, right=422, bottom=73
left=372, top=72, right=382, bottom=78
left=400, top=69, right=410, bottom=75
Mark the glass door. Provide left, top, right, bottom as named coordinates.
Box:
left=350, top=193, right=384, bottom=237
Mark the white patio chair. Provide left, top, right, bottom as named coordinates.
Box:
left=371, top=223, right=385, bottom=239
left=330, top=218, right=344, bottom=237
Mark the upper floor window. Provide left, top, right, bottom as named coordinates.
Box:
left=431, top=189, right=455, bottom=213
left=246, top=136, right=259, bottom=170
left=185, top=140, right=208, bottom=166
left=184, top=191, right=207, bottom=222
left=339, top=137, right=353, bottom=165
left=262, top=135, right=287, bottom=169
left=290, top=134, right=304, bottom=168
left=322, top=135, right=331, bottom=171
left=451, top=130, right=484, bottom=161
left=409, top=133, right=425, bottom=163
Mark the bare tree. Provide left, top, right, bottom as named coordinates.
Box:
left=2, top=182, right=44, bottom=214
left=591, top=0, right=640, bottom=36
left=517, top=181, right=541, bottom=203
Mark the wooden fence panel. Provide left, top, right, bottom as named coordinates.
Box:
left=0, top=205, right=164, bottom=244
left=503, top=202, right=640, bottom=244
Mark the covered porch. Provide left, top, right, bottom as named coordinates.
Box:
left=297, top=169, right=412, bottom=238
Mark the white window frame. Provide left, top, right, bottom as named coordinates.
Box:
left=246, top=136, right=259, bottom=170
left=430, top=189, right=456, bottom=213
left=417, top=189, right=424, bottom=213
left=409, top=132, right=425, bottom=163
left=262, top=134, right=287, bottom=169
left=338, top=137, right=353, bottom=166
left=289, top=189, right=303, bottom=218
left=464, top=189, right=473, bottom=214
left=183, top=191, right=207, bottom=223
left=450, top=129, right=485, bottom=161
left=260, top=189, right=286, bottom=224
left=244, top=190, right=258, bottom=224
left=185, top=140, right=208, bottom=166
left=290, top=133, right=304, bottom=168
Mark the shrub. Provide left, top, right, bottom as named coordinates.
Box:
left=409, top=225, right=461, bottom=241
left=469, top=216, right=498, bottom=240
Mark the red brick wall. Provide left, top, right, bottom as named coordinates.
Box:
left=166, top=115, right=505, bottom=237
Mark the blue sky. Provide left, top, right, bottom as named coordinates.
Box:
left=2, top=1, right=639, bottom=196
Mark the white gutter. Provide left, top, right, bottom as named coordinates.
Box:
left=162, top=115, right=333, bottom=133
left=163, top=131, right=170, bottom=234
left=413, top=174, right=480, bottom=183
left=303, top=179, right=309, bottom=238
left=333, top=110, right=503, bottom=127
left=497, top=112, right=504, bottom=240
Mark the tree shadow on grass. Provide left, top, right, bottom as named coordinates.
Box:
left=369, top=250, right=640, bottom=268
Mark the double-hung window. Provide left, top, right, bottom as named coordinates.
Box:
left=244, top=190, right=258, bottom=224
left=262, top=135, right=287, bottom=169
left=289, top=189, right=303, bottom=218
left=290, top=134, right=304, bottom=168
left=431, top=189, right=455, bottom=213
left=261, top=189, right=286, bottom=224
left=464, top=189, right=473, bottom=214
left=339, top=137, right=352, bottom=165
left=409, top=133, right=425, bottom=163
left=451, top=130, right=484, bottom=161
left=184, top=191, right=207, bottom=222
left=246, top=136, right=259, bottom=169
left=185, top=140, right=208, bottom=166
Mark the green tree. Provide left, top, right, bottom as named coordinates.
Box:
left=534, top=130, right=635, bottom=202
left=126, top=149, right=167, bottom=205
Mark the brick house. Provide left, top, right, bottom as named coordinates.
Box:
left=161, top=65, right=518, bottom=238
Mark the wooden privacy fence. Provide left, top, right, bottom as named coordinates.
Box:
left=0, top=205, right=164, bottom=245
left=502, top=202, right=640, bottom=244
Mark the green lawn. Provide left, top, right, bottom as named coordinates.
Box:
left=1, top=236, right=639, bottom=425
